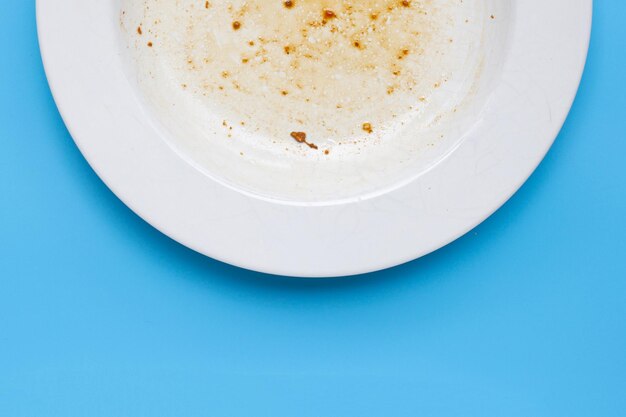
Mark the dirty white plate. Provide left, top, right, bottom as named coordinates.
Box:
left=37, top=0, right=591, bottom=277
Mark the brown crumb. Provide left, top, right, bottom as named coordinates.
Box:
left=290, top=132, right=318, bottom=149
left=324, top=149, right=330, bottom=155
left=323, top=9, right=337, bottom=19
left=205, top=1, right=210, bottom=8
left=290, top=131, right=306, bottom=143
left=401, top=0, right=411, bottom=6
left=147, top=41, right=153, bottom=47
left=137, top=26, right=142, bottom=35
left=284, top=0, right=294, bottom=9
left=362, top=123, right=373, bottom=134
left=232, top=21, right=241, bottom=30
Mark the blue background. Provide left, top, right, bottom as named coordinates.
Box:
left=1, top=1, right=625, bottom=416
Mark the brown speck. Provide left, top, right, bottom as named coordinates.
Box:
left=290, top=131, right=306, bottom=143
left=397, top=49, right=409, bottom=60
left=362, top=123, right=373, bottom=134
left=401, top=0, right=411, bottom=7
left=281, top=90, right=288, bottom=96
left=323, top=9, right=337, bottom=19
left=221, top=71, right=230, bottom=78
left=290, top=132, right=318, bottom=150
left=284, top=45, right=292, bottom=54
left=490, top=14, right=495, bottom=19
left=137, top=26, right=142, bottom=35
left=353, top=41, right=361, bottom=48
left=147, top=41, right=153, bottom=47
left=242, top=58, right=249, bottom=63
left=284, top=0, right=294, bottom=9
left=370, top=13, right=378, bottom=20
left=205, top=1, right=210, bottom=8
left=232, top=21, right=241, bottom=30
left=324, top=149, right=330, bottom=155
left=248, top=40, right=255, bottom=46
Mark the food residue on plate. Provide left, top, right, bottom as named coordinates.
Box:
left=121, top=0, right=496, bottom=157
left=290, top=131, right=318, bottom=150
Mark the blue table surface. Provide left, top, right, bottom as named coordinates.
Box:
left=1, top=1, right=625, bottom=416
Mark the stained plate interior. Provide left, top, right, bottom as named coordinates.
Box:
left=120, top=0, right=511, bottom=203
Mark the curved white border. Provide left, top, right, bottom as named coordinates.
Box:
left=37, top=0, right=592, bottom=277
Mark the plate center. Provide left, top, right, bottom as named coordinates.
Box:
left=120, top=0, right=510, bottom=203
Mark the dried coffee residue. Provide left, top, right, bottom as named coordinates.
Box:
left=290, top=131, right=318, bottom=150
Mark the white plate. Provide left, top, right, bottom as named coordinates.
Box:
left=37, top=0, right=592, bottom=277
